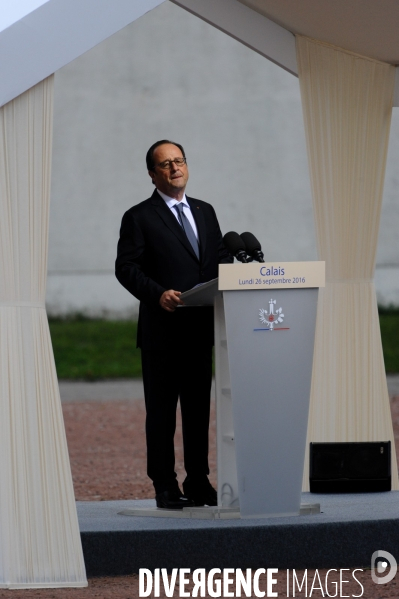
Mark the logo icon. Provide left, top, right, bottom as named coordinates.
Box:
left=371, top=550, right=397, bottom=584
left=258, top=299, right=285, bottom=331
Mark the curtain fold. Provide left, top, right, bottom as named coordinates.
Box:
left=296, top=36, right=398, bottom=490
left=0, top=78, right=87, bottom=588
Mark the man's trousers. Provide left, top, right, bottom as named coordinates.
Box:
left=141, top=347, right=213, bottom=494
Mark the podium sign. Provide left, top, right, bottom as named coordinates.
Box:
left=182, top=261, right=325, bottom=518
left=219, top=261, right=325, bottom=290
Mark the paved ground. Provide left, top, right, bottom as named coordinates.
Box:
left=3, top=568, right=397, bottom=599
left=59, top=375, right=399, bottom=503
left=2, top=376, right=398, bottom=598
left=62, top=396, right=217, bottom=501
left=58, top=378, right=217, bottom=402
left=388, top=375, right=399, bottom=397
left=59, top=376, right=398, bottom=402
left=59, top=379, right=145, bottom=402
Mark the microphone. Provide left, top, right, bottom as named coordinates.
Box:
left=223, top=231, right=248, bottom=263
left=240, top=232, right=265, bottom=263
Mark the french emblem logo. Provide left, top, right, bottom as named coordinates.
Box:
left=258, top=299, right=285, bottom=331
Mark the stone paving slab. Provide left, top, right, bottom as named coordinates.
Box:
left=388, top=374, right=399, bottom=397
left=59, top=378, right=145, bottom=402
left=59, top=377, right=397, bottom=402
left=59, top=379, right=217, bottom=402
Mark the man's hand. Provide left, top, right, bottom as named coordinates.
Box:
left=159, top=289, right=184, bottom=312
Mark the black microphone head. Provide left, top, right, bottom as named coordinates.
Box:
left=223, top=231, right=246, bottom=255
left=240, top=232, right=261, bottom=253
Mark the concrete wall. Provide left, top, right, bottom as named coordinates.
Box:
left=47, top=0, right=399, bottom=317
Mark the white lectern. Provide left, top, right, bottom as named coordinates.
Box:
left=181, top=261, right=325, bottom=519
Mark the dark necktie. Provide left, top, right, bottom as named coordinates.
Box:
left=174, top=203, right=200, bottom=259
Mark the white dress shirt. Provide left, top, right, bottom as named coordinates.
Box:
left=157, top=189, right=199, bottom=240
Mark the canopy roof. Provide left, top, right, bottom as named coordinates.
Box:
left=0, top=0, right=164, bottom=107
left=239, top=0, right=399, bottom=64
left=1, top=0, right=398, bottom=108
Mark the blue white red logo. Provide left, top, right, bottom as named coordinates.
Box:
left=254, top=299, right=290, bottom=331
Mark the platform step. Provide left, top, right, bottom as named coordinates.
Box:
left=118, top=503, right=320, bottom=520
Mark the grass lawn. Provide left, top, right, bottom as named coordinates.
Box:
left=49, top=318, right=141, bottom=379
left=379, top=308, right=399, bottom=373
left=49, top=309, right=399, bottom=379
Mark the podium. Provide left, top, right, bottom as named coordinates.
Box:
left=181, top=261, right=325, bottom=518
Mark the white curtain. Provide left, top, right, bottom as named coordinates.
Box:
left=0, top=78, right=87, bottom=588
left=296, top=36, right=398, bottom=490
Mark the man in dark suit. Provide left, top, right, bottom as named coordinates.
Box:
left=115, top=140, right=232, bottom=509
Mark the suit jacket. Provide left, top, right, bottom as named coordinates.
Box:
left=115, top=190, right=233, bottom=350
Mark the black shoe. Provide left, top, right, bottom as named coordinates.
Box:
left=155, top=489, right=195, bottom=510
left=183, top=479, right=218, bottom=507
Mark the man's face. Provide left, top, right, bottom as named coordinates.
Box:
left=149, top=143, right=189, bottom=198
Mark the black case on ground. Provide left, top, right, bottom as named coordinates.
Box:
left=309, top=441, right=391, bottom=493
